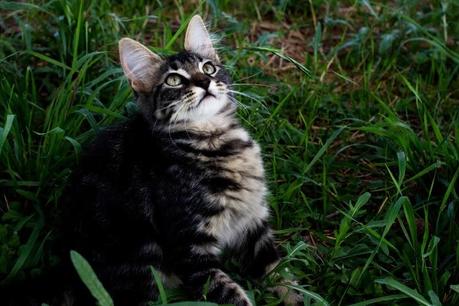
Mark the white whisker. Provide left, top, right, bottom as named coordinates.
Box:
left=227, top=95, right=249, bottom=110
left=226, top=89, right=267, bottom=110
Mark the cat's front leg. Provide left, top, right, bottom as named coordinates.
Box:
left=177, top=251, right=252, bottom=306
left=237, top=221, right=303, bottom=306
left=237, top=221, right=280, bottom=278
left=187, top=268, right=252, bottom=306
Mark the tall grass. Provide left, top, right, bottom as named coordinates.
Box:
left=1, top=0, right=458, bottom=305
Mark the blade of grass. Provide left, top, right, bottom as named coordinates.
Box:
left=302, top=126, right=345, bottom=175
left=150, top=266, right=168, bottom=304
left=375, top=278, right=432, bottom=306
left=70, top=250, right=114, bottom=306
left=0, top=114, right=15, bottom=154
left=348, top=294, right=408, bottom=306
left=246, top=46, right=312, bottom=77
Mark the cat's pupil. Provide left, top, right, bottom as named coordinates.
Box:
left=203, top=62, right=216, bottom=75
left=166, top=74, right=182, bottom=86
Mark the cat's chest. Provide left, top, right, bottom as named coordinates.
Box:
left=198, top=139, right=270, bottom=250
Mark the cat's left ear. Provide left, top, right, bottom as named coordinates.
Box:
left=119, top=38, right=163, bottom=93
left=184, top=15, right=219, bottom=61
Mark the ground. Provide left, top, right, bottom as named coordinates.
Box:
left=0, top=0, right=458, bottom=305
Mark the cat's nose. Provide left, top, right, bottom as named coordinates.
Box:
left=193, top=74, right=210, bottom=90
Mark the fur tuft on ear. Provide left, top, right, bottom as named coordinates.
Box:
left=184, top=15, right=219, bottom=61
left=119, top=38, right=162, bottom=93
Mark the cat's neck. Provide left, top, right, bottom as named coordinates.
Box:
left=158, top=113, right=252, bottom=153
left=164, top=112, right=239, bottom=138
left=141, top=97, right=239, bottom=139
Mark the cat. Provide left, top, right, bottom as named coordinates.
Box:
left=9, top=15, right=301, bottom=306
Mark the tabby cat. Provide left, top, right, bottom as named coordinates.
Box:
left=59, top=15, right=300, bottom=305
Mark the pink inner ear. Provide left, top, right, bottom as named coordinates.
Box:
left=119, top=38, right=162, bottom=93
left=184, top=16, right=218, bottom=60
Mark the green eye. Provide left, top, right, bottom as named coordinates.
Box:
left=165, top=74, right=182, bottom=86
left=202, top=62, right=216, bottom=75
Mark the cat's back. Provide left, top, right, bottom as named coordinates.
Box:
left=76, top=114, right=157, bottom=172
left=62, top=114, right=162, bottom=237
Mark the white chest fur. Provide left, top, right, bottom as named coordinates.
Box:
left=196, top=127, right=270, bottom=253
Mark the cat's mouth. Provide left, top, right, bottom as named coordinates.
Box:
left=198, top=91, right=216, bottom=104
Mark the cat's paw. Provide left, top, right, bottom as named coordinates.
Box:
left=208, top=269, right=253, bottom=306
left=271, top=282, right=304, bottom=306
left=233, top=296, right=253, bottom=306
left=217, top=290, right=252, bottom=306
left=224, top=283, right=253, bottom=306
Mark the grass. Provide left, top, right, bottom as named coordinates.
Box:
left=0, top=0, right=458, bottom=305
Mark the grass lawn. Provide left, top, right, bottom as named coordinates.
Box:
left=1, top=0, right=458, bottom=305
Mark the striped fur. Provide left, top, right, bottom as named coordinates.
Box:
left=53, top=16, right=288, bottom=306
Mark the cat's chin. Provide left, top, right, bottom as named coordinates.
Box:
left=176, top=96, right=229, bottom=123
left=199, top=94, right=216, bottom=104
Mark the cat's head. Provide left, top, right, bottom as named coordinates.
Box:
left=119, top=15, right=234, bottom=125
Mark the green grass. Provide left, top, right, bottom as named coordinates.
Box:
left=1, top=0, right=459, bottom=305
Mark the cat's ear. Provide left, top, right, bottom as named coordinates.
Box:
left=184, top=15, right=219, bottom=61
left=119, top=38, right=162, bottom=93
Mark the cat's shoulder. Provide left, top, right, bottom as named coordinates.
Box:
left=86, top=114, right=149, bottom=151
left=74, top=114, right=151, bottom=170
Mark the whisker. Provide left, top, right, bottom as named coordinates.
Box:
left=157, top=100, right=182, bottom=111
left=232, top=83, right=272, bottom=88
left=231, top=71, right=264, bottom=83
left=227, top=96, right=249, bottom=110
left=226, top=89, right=267, bottom=110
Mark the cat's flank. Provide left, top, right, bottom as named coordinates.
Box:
left=57, top=15, right=298, bottom=306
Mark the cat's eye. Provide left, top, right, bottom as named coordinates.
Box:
left=165, top=74, right=183, bottom=86
left=202, top=62, right=216, bottom=75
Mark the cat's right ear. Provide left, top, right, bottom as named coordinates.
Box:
left=119, top=38, right=162, bottom=93
left=184, top=15, right=219, bottom=61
